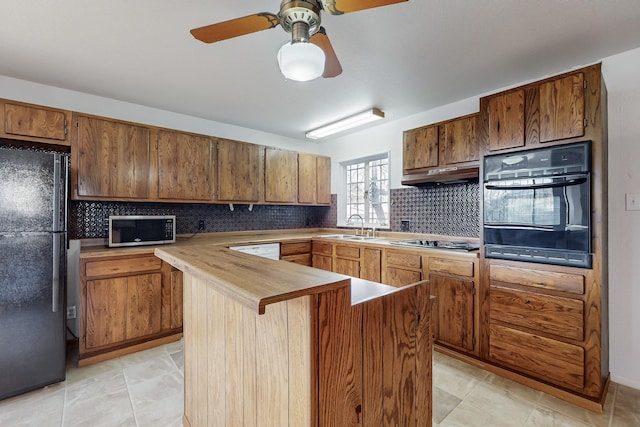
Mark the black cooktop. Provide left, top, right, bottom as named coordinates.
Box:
left=391, top=240, right=479, bottom=251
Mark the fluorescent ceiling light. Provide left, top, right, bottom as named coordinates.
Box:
left=305, top=108, right=385, bottom=139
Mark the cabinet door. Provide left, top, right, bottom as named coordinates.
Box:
left=430, top=274, right=475, bottom=352
left=265, top=147, right=298, bottom=203
left=216, top=138, right=260, bottom=202
left=3, top=101, right=69, bottom=143
left=361, top=248, right=381, bottom=282
left=316, top=155, right=332, bottom=205
left=334, top=258, right=360, bottom=277
left=76, top=116, right=150, bottom=198
left=126, top=273, right=162, bottom=340
left=539, top=73, right=585, bottom=142
left=157, top=130, right=212, bottom=201
left=442, top=115, right=478, bottom=165
left=298, top=153, right=318, bottom=204
left=169, top=269, right=183, bottom=330
left=488, top=90, right=525, bottom=151
left=385, top=267, right=422, bottom=287
left=403, top=125, right=439, bottom=173
left=85, top=277, right=128, bottom=349
left=312, top=254, right=333, bottom=271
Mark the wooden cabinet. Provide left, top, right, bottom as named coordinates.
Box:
left=487, top=89, right=525, bottom=151
left=361, top=247, right=382, bottom=282
left=280, top=240, right=312, bottom=266
left=383, top=249, right=422, bottom=287
left=312, top=241, right=333, bottom=271
left=0, top=99, right=71, bottom=145
left=403, top=125, right=439, bottom=173
left=79, top=253, right=182, bottom=365
left=216, top=138, right=261, bottom=202
left=298, top=153, right=332, bottom=205
left=334, top=244, right=361, bottom=277
left=428, top=256, right=477, bottom=354
left=481, top=69, right=587, bottom=153
left=265, top=147, right=298, bottom=203
left=441, top=115, right=479, bottom=165
left=486, top=260, right=594, bottom=393
left=157, top=130, right=212, bottom=201
left=402, top=114, right=479, bottom=185
left=73, top=114, right=151, bottom=199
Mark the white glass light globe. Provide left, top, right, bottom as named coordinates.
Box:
left=277, top=41, right=325, bottom=82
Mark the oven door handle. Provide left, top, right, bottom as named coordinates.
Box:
left=485, top=175, right=588, bottom=191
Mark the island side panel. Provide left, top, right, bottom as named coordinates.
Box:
left=182, top=272, right=313, bottom=427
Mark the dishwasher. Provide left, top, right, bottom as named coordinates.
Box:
left=229, top=243, right=280, bottom=260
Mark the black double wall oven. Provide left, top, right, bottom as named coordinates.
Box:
left=483, top=141, right=592, bottom=268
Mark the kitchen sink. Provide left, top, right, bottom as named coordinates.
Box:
left=319, top=234, right=382, bottom=241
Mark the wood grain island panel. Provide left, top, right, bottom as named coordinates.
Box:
left=155, top=244, right=432, bottom=427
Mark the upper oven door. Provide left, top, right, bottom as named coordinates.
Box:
left=483, top=173, right=590, bottom=252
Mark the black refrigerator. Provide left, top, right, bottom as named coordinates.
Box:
left=0, top=145, right=68, bottom=400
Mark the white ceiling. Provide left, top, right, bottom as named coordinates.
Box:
left=2, top=1, right=640, bottom=141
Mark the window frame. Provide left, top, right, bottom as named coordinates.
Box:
left=338, top=152, right=391, bottom=230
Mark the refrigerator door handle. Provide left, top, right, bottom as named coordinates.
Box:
left=52, top=233, right=60, bottom=313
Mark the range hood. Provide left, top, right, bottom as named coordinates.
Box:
left=401, top=165, right=479, bottom=186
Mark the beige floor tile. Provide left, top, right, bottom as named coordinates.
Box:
left=0, top=383, right=65, bottom=427
left=123, top=354, right=179, bottom=384
left=127, top=370, right=184, bottom=427
left=611, top=384, right=640, bottom=426
left=170, top=350, right=185, bottom=373
left=433, top=361, right=486, bottom=400
left=440, top=399, right=527, bottom=427
left=485, top=373, right=543, bottom=405
left=433, top=386, right=462, bottom=424
left=63, top=371, right=136, bottom=427
left=536, top=385, right=614, bottom=427
left=524, top=407, right=596, bottom=427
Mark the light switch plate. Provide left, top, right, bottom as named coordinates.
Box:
left=626, top=193, right=640, bottom=211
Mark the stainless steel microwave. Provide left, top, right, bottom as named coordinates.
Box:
left=108, top=215, right=176, bottom=248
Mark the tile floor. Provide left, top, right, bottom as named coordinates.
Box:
left=1, top=341, right=639, bottom=427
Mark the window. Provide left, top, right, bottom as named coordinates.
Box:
left=343, top=154, right=390, bottom=227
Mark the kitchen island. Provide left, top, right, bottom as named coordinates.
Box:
left=155, top=243, right=432, bottom=427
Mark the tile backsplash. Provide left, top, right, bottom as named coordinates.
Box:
left=69, top=182, right=479, bottom=239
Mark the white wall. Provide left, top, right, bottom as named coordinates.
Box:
left=318, top=47, right=640, bottom=390
left=602, top=47, right=640, bottom=390
left=0, top=75, right=320, bottom=154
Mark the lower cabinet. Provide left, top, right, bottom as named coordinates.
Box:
left=383, top=249, right=423, bottom=286
left=485, top=259, right=604, bottom=398
left=79, top=253, right=183, bottom=365
left=280, top=241, right=312, bottom=266
left=311, top=240, right=382, bottom=281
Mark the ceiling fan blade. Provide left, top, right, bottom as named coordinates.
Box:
left=190, top=13, right=279, bottom=43
left=311, top=27, right=343, bottom=78
left=322, top=0, right=408, bottom=14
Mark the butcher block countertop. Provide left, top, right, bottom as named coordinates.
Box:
left=155, top=243, right=410, bottom=314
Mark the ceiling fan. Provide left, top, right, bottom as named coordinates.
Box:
left=190, top=0, right=408, bottom=81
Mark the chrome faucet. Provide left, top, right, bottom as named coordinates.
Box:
left=347, top=214, right=365, bottom=236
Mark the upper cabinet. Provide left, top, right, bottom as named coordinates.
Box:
left=1, top=99, right=71, bottom=146
left=157, top=130, right=213, bottom=201
left=402, top=114, right=479, bottom=185
left=298, top=153, right=331, bottom=205
left=73, top=114, right=151, bottom=199
left=481, top=70, right=587, bottom=154
left=216, top=138, right=261, bottom=203
left=265, top=147, right=298, bottom=204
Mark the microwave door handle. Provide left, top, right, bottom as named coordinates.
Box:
left=485, top=176, right=588, bottom=191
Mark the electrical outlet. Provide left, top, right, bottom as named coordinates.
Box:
left=198, top=220, right=206, bottom=231
left=66, top=305, right=77, bottom=319
left=626, top=193, right=640, bottom=211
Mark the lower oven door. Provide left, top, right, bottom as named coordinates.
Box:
left=483, top=174, right=591, bottom=268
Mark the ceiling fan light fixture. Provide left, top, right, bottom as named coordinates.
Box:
left=277, top=41, right=325, bottom=82
left=305, top=108, right=385, bottom=139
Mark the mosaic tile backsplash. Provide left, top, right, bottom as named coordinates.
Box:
left=389, top=181, right=480, bottom=237
left=70, top=182, right=479, bottom=239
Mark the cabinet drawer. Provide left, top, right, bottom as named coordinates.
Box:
left=430, top=257, right=474, bottom=277
left=490, top=265, right=584, bottom=294
left=386, top=250, right=421, bottom=270
left=281, top=253, right=312, bottom=266
left=85, top=256, right=162, bottom=278
left=335, top=245, right=360, bottom=259
left=280, top=241, right=311, bottom=256
left=489, top=324, right=584, bottom=390
left=312, top=241, right=333, bottom=256
left=490, top=286, right=584, bottom=341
